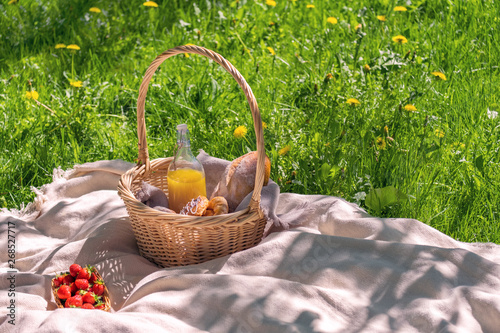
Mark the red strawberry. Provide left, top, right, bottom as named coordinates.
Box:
left=65, top=295, right=83, bottom=308
left=91, top=281, right=104, bottom=296
left=53, top=277, right=62, bottom=288
left=62, top=274, right=74, bottom=285
left=57, top=285, right=72, bottom=300
left=75, top=279, right=89, bottom=291
left=89, top=271, right=98, bottom=284
left=69, top=264, right=82, bottom=277
left=94, top=302, right=106, bottom=310
left=70, top=282, right=78, bottom=295
left=77, top=266, right=91, bottom=280
left=82, top=303, right=94, bottom=309
left=82, top=291, right=97, bottom=305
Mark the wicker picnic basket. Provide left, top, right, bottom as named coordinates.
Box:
left=117, top=45, right=268, bottom=268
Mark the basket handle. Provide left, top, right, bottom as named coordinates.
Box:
left=136, top=45, right=266, bottom=212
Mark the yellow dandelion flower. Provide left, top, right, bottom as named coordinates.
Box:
left=66, top=44, right=80, bottom=50
left=431, top=71, right=447, bottom=81
left=450, top=142, right=465, bottom=150
left=143, top=1, right=158, bottom=7
left=266, top=0, right=277, bottom=7
left=278, top=145, right=291, bottom=156
left=8, top=0, right=18, bottom=4
left=267, top=46, right=276, bottom=55
left=434, top=129, right=445, bottom=138
left=392, top=35, right=408, bottom=44
left=233, top=125, right=248, bottom=139
left=376, top=137, right=386, bottom=150
left=327, top=17, right=338, bottom=24
left=89, top=7, right=101, bottom=13
left=404, top=104, right=417, bottom=111
left=363, top=64, right=371, bottom=72
left=325, top=73, right=333, bottom=81
left=376, top=15, right=386, bottom=22
left=262, top=122, right=268, bottom=129
left=25, top=91, right=39, bottom=100
left=70, top=81, right=83, bottom=88
left=384, top=125, right=389, bottom=134
left=394, top=6, right=407, bottom=12
left=346, top=98, right=361, bottom=106
left=55, top=43, right=66, bottom=49
left=306, top=4, right=315, bottom=8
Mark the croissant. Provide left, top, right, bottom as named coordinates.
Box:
left=210, top=151, right=271, bottom=213
left=203, top=196, right=229, bottom=216
left=179, top=196, right=229, bottom=216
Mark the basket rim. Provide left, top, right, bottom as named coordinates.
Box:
left=117, top=158, right=265, bottom=227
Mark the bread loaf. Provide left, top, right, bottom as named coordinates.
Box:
left=210, top=151, right=271, bottom=212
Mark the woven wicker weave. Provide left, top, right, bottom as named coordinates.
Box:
left=118, top=45, right=267, bottom=268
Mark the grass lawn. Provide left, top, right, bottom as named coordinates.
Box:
left=1, top=0, right=499, bottom=243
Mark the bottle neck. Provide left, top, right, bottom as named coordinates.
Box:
left=176, top=128, right=191, bottom=147
left=169, top=126, right=204, bottom=175
left=172, top=128, right=195, bottom=168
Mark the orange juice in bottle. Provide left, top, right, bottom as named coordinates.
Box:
left=167, top=124, right=207, bottom=213
left=167, top=169, right=206, bottom=213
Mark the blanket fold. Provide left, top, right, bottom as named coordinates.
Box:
left=1, top=156, right=499, bottom=333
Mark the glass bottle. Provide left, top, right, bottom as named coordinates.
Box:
left=167, top=124, right=207, bottom=213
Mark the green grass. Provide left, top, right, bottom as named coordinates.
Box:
left=1, top=0, right=499, bottom=243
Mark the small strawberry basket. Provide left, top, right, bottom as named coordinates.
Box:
left=117, top=45, right=268, bottom=268
left=52, top=265, right=111, bottom=311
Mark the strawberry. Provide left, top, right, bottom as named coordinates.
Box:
left=77, top=266, right=91, bottom=280
left=65, top=295, right=83, bottom=308
left=94, top=302, right=106, bottom=310
left=57, top=285, right=72, bottom=300
left=53, top=277, right=62, bottom=288
left=91, top=281, right=104, bottom=296
left=81, top=303, right=94, bottom=309
left=69, top=264, right=82, bottom=277
left=70, top=282, right=78, bottom=295
left=82, top=291, right=97, bottom=305
left=75, top=278, right=89, bottom=291
left=89, top=271, right=98, bottom=284
left=62, top=274, right=74, bottom=285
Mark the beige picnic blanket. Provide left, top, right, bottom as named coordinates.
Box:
left=1, top=152, right=500, bottom=333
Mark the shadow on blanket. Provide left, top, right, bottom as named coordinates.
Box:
left=1, top=157, right=499, bottom=333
